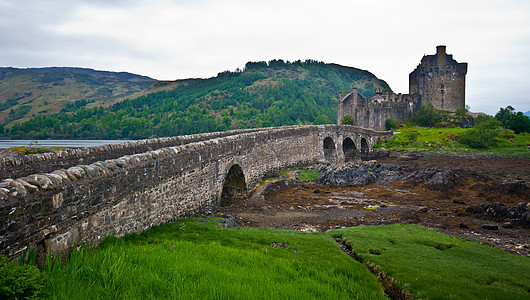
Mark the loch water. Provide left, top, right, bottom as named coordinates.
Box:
left=0, top=139, right=136, bottom=150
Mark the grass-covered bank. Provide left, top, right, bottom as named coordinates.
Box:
left=331, top=224, right=530, bottom=299
left=375, top=125, right=530, bottom=158
left=42, top=218, right=386, bottom=299
left=3, top=219, right=529, bottom=299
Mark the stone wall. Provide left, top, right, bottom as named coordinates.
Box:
left=337, top=89, right=418, bottom=130
left=0, top=128, right=267, bottom=180
left=0, top=125, right=391, bottom=257
left=409, top=45, right=467, bottom=112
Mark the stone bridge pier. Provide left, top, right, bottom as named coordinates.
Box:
left=0, top=125, right=391, bottom=257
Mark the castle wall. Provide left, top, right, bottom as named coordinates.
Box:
left=0, top=125, right=392, bottom=257
left=409, top=46, right=467, bottom=111
left=338, top=90, right=417, bottom=130
left=339, top=46, right=467, bottom=129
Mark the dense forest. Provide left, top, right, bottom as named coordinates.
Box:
left=0, top=60, right=391, bottom=139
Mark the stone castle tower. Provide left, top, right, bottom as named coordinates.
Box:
left=409, top=45, right=468, bottom=111
left=337, top=46, right=467, bottom=130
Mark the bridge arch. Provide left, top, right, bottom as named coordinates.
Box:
left=220, top=164, right=247, bottom=207
left=360, top=137, right=369, bottom=153
left=323, top=137, right=336, bottom=162
left=342, top=138, right=357, bottom=161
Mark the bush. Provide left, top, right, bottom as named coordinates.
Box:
left=413, top=104, right=442, bottom=126
left=401, top=131, right=419, bottom=142
left=458, top=118, right=502, bottom=149
left=340, top=114, right=354, bottom=125
left=473, top=114, right=497, bottom=127
left=0, top=254, right=45, bottom=299
left=455, top=108, right=468, bottom=117
left=385, top=119, right=398, bottom=130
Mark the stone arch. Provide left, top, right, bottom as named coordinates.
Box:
left=342, top=138, right=357, bottom=161
left=323, top=137, right=336, bottom=162
left=220, top=164, right=247, bottom=207
left=360, top=137, right=369, bottom=153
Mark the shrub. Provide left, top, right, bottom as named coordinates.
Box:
left=0, top=254, right=45, bottom=299
left=413, top=104, right=442, bottom=126
left=385, top=119, right=398, bottom=130
left=340, top=114, right=354, bottom=125
left=473, top=114, right=497, bottom=127
left=401, top=131, right=419, bottom=142
left=455, top=108, right=468, bottom=117
left=458, top=118, right=502, bottom=149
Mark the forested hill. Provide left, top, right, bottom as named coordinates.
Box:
left=1, top=60, right=391, bottom=139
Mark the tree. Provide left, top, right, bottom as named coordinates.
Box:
left=413, top=104, right=442, bottom=126
left=313, top=114, right=332, bottom=125
left=495, top=106, right=530, bottom=134
left=385, top=119, right=398, bottom=130
left=341, top=114, right=354, bottom=125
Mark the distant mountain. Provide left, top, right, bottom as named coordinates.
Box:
left=1, top=60, right=392, bottom=139
left=0, top=67, right=155, bottom=124
left=524, top=111, right=530, bottom=117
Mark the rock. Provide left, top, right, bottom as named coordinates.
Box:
left=24, top=174, right=55, bottom=190
left=401, top=210, right=420, bottom=223
left=418, top=206, right=429, bottom=213
left=466, top=202, right=529, bottom=228
left=502, top=222, right=514, bottom=229
left=480, top=224, right=498, bottom=230
left=424, top=170, right=457, bottom=191
left=521, top=211, right=530, bottom=229
left=459, top=223, right=468, bottom=228
left=317, top=162, right=401, bottom=186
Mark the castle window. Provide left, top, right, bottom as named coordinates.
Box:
left=441, top=84, right=445, bottom=95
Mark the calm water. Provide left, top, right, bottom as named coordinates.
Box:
left=0, top=140, right=137, bottom=150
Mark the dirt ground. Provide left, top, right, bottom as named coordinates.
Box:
left=219, top=153, right=530, bottom=256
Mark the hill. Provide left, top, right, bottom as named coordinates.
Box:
left=1, top=60, right=391, bottom=139
left=0, top=67, right=155, bottom=124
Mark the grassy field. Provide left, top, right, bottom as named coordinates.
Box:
left=5, top=219, right=529, bottom=299
left=42, top=218, right=386, bottom=299
left=374, top=125, right=530, bottom=157
left=331, top=224, right=530, bottom=299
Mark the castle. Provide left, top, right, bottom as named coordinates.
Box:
left=337, top=46, right=468, bottom=130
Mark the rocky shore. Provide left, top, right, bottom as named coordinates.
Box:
left=220, top=152, right=530, bottom=256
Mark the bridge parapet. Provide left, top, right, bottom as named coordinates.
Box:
left=0, top=128, right=271, bottom=181
left=0, top=125, right=391, bottom=257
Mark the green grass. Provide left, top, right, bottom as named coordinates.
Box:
left=330, top=224, right=530, bottom=300
left=43, top=218, right=386, bottom=299
left=295, top=169, right=321, bottom=182
left=375, top=125, right=530, bottom=157
left=277, top=169, right=321, bottom=182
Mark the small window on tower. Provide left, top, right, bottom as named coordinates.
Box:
left=441, top=84, right=445, bottom=95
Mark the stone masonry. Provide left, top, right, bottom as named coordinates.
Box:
left=0, top=125, right=391, bottom=257
left=338, top=46, right=467, bottom=130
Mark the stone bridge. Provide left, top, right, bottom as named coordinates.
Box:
left=0, top=125, right=392, bottom=257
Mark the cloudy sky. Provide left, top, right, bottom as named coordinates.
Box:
left=1, top=0, right=529, bottom=114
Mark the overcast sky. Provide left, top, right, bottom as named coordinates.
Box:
left=1, top=0, right=529, bottom=114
